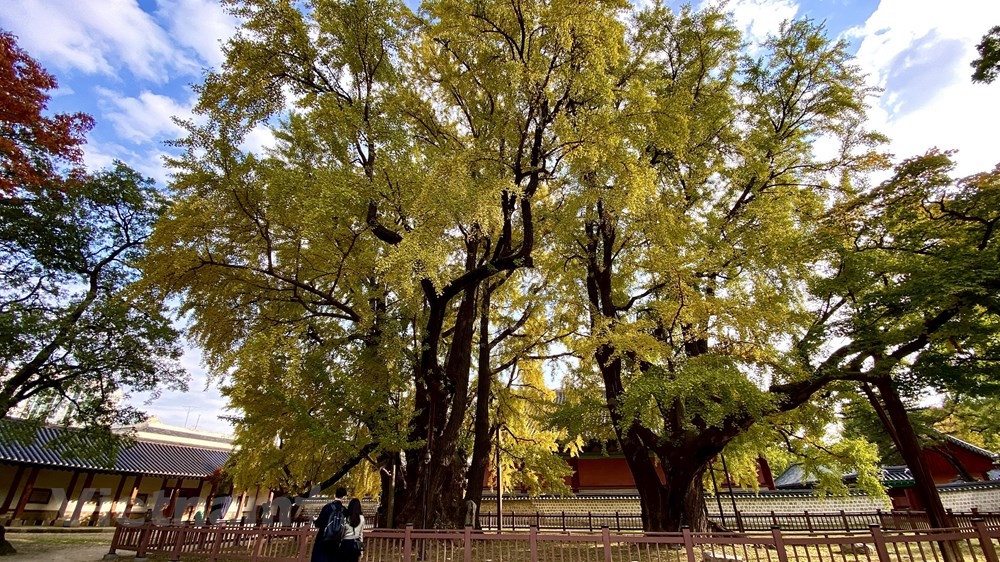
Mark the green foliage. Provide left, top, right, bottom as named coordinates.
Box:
left=936, top=395, right=1000, bottom=452
left=817, top=152, right=1000, bottom=393
left=0, top=162, right=185, bottom=450
left=840, top=394, right=947, bottom=464
left=972, top=26, right=1000, bottom=84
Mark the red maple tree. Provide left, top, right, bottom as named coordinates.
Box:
left=0, top=30, right=94, bottom=194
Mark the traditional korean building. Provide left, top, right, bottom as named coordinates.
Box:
left=0, top=417, right=270, bottom=526
left=773, top=435, right=1000, bottom=509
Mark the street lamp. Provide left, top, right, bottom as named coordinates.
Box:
left=421, top=450, right=431, bottom=529
left=419, top=449, right=431, bottom=562
left=496, top=423, right=503, bottom=533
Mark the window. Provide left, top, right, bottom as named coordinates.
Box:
left=27, top=488, right=52, bottom=504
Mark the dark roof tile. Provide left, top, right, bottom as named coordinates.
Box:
left=0, top=424, right=229, bottom=478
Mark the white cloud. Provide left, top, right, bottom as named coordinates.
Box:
left=98, top=88, right=193, bottom=143
left=719, top=0, right=800, bottom=47
left=156, top=0, right=240, bottom=70
left=242, top=124, right=278, bottom=155
left=848, top=0, right=1000, bottom=176
left=2, top=0, right=200, bottom=82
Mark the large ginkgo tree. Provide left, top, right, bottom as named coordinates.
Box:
left=142, top=0, right=1000, bottom=533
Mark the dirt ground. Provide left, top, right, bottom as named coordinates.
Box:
left=3, top=533, right=139, bottom=561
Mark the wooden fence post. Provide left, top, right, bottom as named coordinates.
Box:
left=464, top=525, right=473, bottom=562
left=771, top=527, right=789, bottom=562
left=532, top=525, right=541, bottom=562
left=869, top=524, right=891, bottom=562
left=296, top=527, right=311, bottom=562
left=106, top=524, right=123, bottom=556
left=601, top=526, right=611, bottom=562
left=404, top=523, right=413, bottom=561
left=682, top=526, right=696, bottom=562
left=251, top=528, right=265, bottom=562
left=135, top=525, right=151, bottom=561
left=168, top=525, right=185, bottom=562
left=841, top=510, right=850, bottom=532
left=209, top=525, right=225, bottom=562
left=561, top=511, right=566, bottom=532
left=973, top=519, right=1000, bottom=562
left=805, top=510, right=813, bottom=532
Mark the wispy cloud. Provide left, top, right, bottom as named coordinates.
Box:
left=156, top=0, right=239, bottom=70
left=97, top=88, right=193, bottom=143
left=1, top=0, right=202, bottom=82
left=848, top=0, right=1000, bottom=175
left=133, top=341, right=234, bottom=435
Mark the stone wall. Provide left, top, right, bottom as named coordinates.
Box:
left=479, top=481, right=1000, bottom=516
left=938, top=481, right=1000, bottom=512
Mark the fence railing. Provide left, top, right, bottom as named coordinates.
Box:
left=107, top=519, right=1000, bottom=562
left=477, top=509, right=1000, bottom=533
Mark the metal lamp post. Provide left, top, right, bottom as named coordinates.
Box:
left=421, top=450, right=431, bottom=528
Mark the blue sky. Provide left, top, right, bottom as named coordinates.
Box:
left=3, top=0, right=998, bottom=435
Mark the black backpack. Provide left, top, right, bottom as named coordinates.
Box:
left=322, top=501, right=347, bottom=546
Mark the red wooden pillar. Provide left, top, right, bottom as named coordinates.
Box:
left=166, top=478, right=183, bottom=521
left=203, top=480, right=218, bottom=522
left=123, top=474, right=144, bottom=520
left=0, top=466, right=26, bottom=516
left=235, top=489, right=249, bottom=522
left=69, top=472, right=96, bottom=525
left=58, top=471, right=83, bottom=523
left=106, top=474, right=130, bottom=525
left=12, top=467, right=40, bottom=521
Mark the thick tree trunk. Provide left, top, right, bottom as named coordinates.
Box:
left=464, top=285, right=494, bottom=528
left=662, top=463, right=710, bottom=531
left=614, top=417, right=715, bottom=531
left=598, top=343, right=713, bottom=532
left=872, top=376, right=957, bottom=562
left=395, top=277, right=480, bottom=529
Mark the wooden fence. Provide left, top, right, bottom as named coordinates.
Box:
left=106, top=519, right=1000, bottom=562
left=476, top=509, right=1000, bottom=533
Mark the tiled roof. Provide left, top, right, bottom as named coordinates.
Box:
left=0, top=423, right=229, bottom=478
left=773, top=463, right=920, bottom=489
left=772, top=464, right=860, bottom=489
left=880, top=465, right=914, bottom=487
left=943, top=435, right=999, bottom=460
left=772, top=464, right=809, bottom=488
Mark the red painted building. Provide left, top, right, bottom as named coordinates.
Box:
left=559, top=454, right=775, bottom=494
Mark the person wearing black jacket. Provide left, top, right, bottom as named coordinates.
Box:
left=310, top=487, right=348, bottom=562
